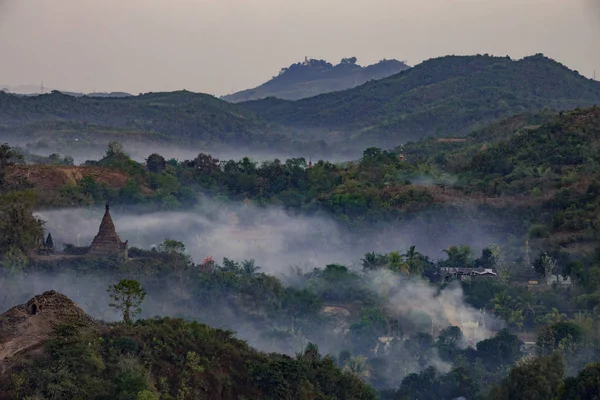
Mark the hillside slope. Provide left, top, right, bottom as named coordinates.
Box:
left=0, top=90, right=309, bottom=153
left=0, top=292, right=376, bottom=400
left=404, top=106, right=600, bottom=252
left=223, top=58, right=409, bottom=102
left=239, top=54, right=600, bottom=148
left=0, top=291, right=97, bottom=374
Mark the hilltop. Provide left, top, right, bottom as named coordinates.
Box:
left=0, top=90, right=269, bottom=142
left=1, top=84, right=132, bottom=97
left=222, top=57, right=409, bottom=102
left=0, top=292, right=376, bottom=400
left=0, top=291, right=98, bottom=373
left=0, top=90, right=330, bottom=157
left=1, top=164, right=152, bottom=206
left=239, top=54, right=600, bottom=149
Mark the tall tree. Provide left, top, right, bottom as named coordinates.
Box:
left=0, top=143, right=23, bottom=170
left=343, top=355, right=372, bottom=380
left=361, top=252, right=386, bottom=270
left=107, top=279, right=146, bottom=324
left=241, top=259, right=261, bottom=275
left=442, top=245, right=473, bottom=268
left=492, top=353, right=564, bottom=400
left=146, top=153, right=167, bottom=174
left=0, top=191, right=44, bottom=257
left=559, top=362, right=600, bottom=400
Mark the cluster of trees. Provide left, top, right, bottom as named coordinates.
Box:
left=46, top=144, right=436, bottom=220
left=0, top=315, right=376, bottom=400
left=0, top=145, right=44, bottom=268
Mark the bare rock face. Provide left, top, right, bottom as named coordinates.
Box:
left=0, top=291, right=96, bottom=372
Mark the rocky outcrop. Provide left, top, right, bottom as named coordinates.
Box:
left=0, top=291, right=97, bottom=373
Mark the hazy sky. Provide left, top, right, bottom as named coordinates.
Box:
left=0, top=0, right=599, bottom=96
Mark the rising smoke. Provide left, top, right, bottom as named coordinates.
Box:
left=369, top=269, right=503, bottom=342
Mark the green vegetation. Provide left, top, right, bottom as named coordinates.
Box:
left=0, top=318, right=376, bottom=400
left=2, top=92, right=600, bottom=397
left=0, top=190, right=44, bottom=269
left=0, top=91, right=267, bottom=141
left=0, top=90, right=328, bottom=156
left=2, top=233, right=600, bottom=398
left=108, top=279, right=147, bottom=324
left=403, top=106, right=600, bottom=250
left=4, top=54, right=600, bottom=159
left=240, top=54, right=600, bottom=148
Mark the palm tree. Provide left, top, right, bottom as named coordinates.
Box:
left=241, top=259, right=261, bottom=275
left=361, top=252, right=385, bottom=270
left=387, top=251, right=409, bottom=274
left=404, top=245, right=424, bottom=275
left=544, top=308, right=567, bottom=325
left=297, top=342, right=320, bottom=362
left=492, top=290, right=513, bottom=319
left=508, top=309, right=525, bottom=331
left=516, top=290, right=544, bottom=316
left=443, top=245, right=472, bottom=268
left=343, top=355, right=372, bottom=380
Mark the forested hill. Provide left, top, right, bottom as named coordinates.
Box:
left=239, top=54, right=600, bottom=148
left=0, top=292, right=376, bottom=400
left=222, top=58, right=409, bottom=102
left=0, top=90, right=301, bottom=152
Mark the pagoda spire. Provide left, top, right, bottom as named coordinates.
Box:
left=88, top=201, right=128, bottom=258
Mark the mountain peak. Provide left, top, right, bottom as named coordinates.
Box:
left=239, top=54, right=600, bottom=150
left=222, top=57, right=409, bottom=102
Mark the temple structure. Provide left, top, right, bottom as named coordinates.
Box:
left=37, top=233, right=55, bottom=255
left=88, top=203, right=128, bottom=259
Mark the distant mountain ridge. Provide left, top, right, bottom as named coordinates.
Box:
left=238, top=54, right=600, bottom=149
left=0, top=85, right=132, bottom=98
left=222, top=57, right=410, bottom=102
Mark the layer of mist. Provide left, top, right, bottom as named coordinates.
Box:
left=35, top=197, right=508, bottom=274
left=0, top=266, right=503, bottom=389
left=5, top=135, right=351, bottom=165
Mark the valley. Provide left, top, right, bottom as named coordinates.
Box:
left=1, top=52, right=600, bottom=399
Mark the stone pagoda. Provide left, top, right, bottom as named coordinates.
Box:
left=88, top=203, right=128, bottom=259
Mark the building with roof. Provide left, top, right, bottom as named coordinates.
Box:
left=437, top=267, right=497, bottom=282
